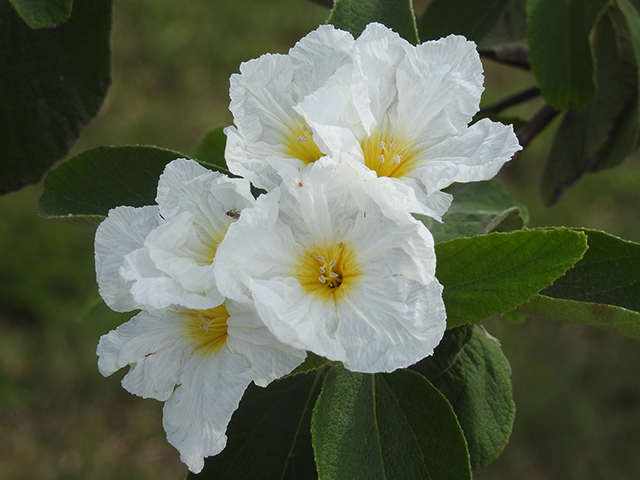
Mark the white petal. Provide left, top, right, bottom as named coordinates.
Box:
left=248, top=276, right=347, bottom=363
left=293, top=64, right=371, bottom=161
left=289, top=24, right=355, bottom=97
left=229, top=53, right=298, bottom=142
left=414, top=118, right=522, bottom=194
left=225, top=300, right=306, bottom=387
left=215, top=189, right=298, bottom=303
left=352, top=23, right=410, bottom=124
left=120, top=213, right=223, bottom=310
left=95, top=205, right=160, bottom=312
left=162, top=349, right=254, bottom=473
left=395, top=35, right=484, bottom=140
left=156, top=158, right=254, bottom=224
left=97, top=310, right=187, bottom=401
left=337, top=278, right=446, bottom=373
left=356, top=171, right=453, bottom=221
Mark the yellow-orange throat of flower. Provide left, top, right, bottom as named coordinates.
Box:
left=184, top=304, right=230, bottom=355
left=284, top=123, right=324, bottom=166
left=296, top=242, right=361, bottom=302
left=361, top=130, right=420, bottom=178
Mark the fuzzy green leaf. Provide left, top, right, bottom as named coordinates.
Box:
left=436, top=228, right=588, bottom=328
left=514, top=295, right=640, bottom=340
left=312, top=366, right=471, bottom=480
left=0, top=0, right=111, bottom=194
left=526, top=0, right=609, bottom=109
left=418, top=180, right=528, bottom=244
left=328, top=0, right=419, bottom=44
left=8, top=0, right=73, bottom=28
left=418, top=0, right=511, bottom=43
left=541, top=229, right=640, bottom=313
left=38, top=146, right=190, bottom=225
left=188, top=368, right=325, bottom=479
left=540, top=7, right=639, bottom=205
left=412, top=325, right=514, bottom=470
left=192, top=126, right=231, bottom=175
left=614, top=0, right=640, bottom=129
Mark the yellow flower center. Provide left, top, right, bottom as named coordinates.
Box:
left=296, top=242, right=361, bottom=302
left=284, top=122, right=324, bottom=166
left=184, top=303, right=230, bottom=355
left=361, top=130, right=420, bottom=179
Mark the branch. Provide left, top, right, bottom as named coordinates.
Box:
left=479, top=44, right=530, bottom=71
left=479, top=86, right=541, bottom=116
left=516, top=104, right=559, bottom=149
left=307, top=0, right=334, bottom=7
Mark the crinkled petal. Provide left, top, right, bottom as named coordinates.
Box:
left=337, top=278, right=445, bottom=373
left=97, top=310, right=188, bottom=401
left=162, top=349, right=254, bottom=473
left=215, top=189, right=299, bottom=303
left=289, top=24, right=355, bottom=97
left=225, top=299, right=306, bottom=387
left=248, top=276, right=347, bottom=363
left=157, top=158, right=254, bottom=224
left=355, top=169, right=453, bottom=222
left=395, top=34, right=484, bottom=140
left=95, top=205, right=160, bottom=312
left=414, top=118, right=521, bottom=194
left=225, top=126, right=304, bottom=191
left=229, top=53, right=298, bottom=142
left=352, top=23, right=410, bottom=125
left=120, top=212, right=223, bottom=310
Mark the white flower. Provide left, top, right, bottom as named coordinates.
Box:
left=95, top=158, right=255, bottom=311
left=225, top=23, right=521, bottom=221
left=214, top=158, right=446, bottom=374
left=295, top=23, right=522, bottom=221
left=97, top=300, right=305, bottom=473
left=224, top=24, right=356, bottom=190
left=94, top=158, right=306, bottom=472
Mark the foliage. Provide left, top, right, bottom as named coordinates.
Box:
left=2, top=0, right=640, bottom=478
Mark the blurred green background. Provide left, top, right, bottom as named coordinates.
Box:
left=1, top=0, right=639, bottom=478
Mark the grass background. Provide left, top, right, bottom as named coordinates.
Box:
left=1, top=0, right=640, bottom=478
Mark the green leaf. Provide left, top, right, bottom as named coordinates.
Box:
left=541, top=229, right=640, bottom=313
left=0, top=0, right=111, bottom=194
left=540, top=7, right=640, bottom=205
left=418, top=0, right=511, bottom=43
left=478, top=0, right=528, bottom=47
left=412, top=325, right=515, bottom=470
left=514, top=295, right=640, bottom=341
left=312, top=366, right=471, bottom=480
left=192, top=126, right=231, bottom=175
left=614, top=0, right=640, bottom=127
left=188, top=368, right=325, bottom=479
left=328, top=0, right=419, bottom=44
left=435, top=228, right=588, bottom=328
left=418, top=180, right=528, bottom=244
left=38, top=146, right=189, bottom=226
left=526, top=0, right=609, bottom=109
left=8, top=0, right=73, bottom=28
left=289, top=352, right=330, bottom=376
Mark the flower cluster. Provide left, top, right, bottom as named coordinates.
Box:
left=94, top=23, right=520, bottom=473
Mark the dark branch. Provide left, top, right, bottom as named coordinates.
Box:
left=479, top=86, right=541, bottom=116
left=307, top=0, right=334, bottom=7
left=479, top=44, right=530, bottom=71
left=516, top=104, right=559, bottom=149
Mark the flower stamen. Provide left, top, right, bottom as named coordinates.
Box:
left=285, top=122, right=324, bottom=165
left=361, top=130, right=420, bottom=178
left=296, top=242, right=361, bottom=301
left=184, top=304, right=230, bottom=355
